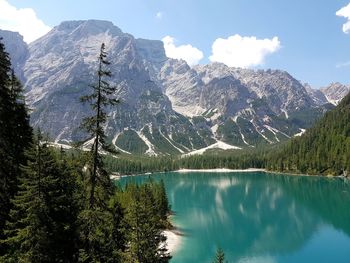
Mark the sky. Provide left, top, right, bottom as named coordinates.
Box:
left=0, top=0, right=349, bottom=87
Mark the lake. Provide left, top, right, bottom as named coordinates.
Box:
left=119, top=171, right=350, bottom=263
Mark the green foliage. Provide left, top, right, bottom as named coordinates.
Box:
left=236, top=117, right=267, bottom=146
left=0, top=39, right=32, bottom=254
left=80, top=42, right=118, bottom=208
left=288, top=104, right=333, bottom=129
left=2, top=136, right=79, bottom=262
left=104, top=147, right=269, bottom=175
left=212, top=248, right=227, bottom=263
left=141, top=126, right=181, bottom=155
left=115, top=129, right=148, bottom=154
left=117, top=180, right=171, bottom=262
left=267, top=92, right=350, bottom=175
left=77, top=209, right=122, bottom=263
left=0, top=40, right=172, bottom=263
left=217, top=118, right=245, bottom=146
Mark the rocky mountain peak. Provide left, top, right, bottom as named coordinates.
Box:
left=304, top=83, right=328, bottom=106
left=321, top=82, right=350, bottom=105
left=55, top=20, right=123, bottom=37
left=0, top=29, right=28, bottom=80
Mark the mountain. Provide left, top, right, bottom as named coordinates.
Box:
left=0, top=20, right=348, bottom=155
left=159, top=61, right=333, bottom=147
left=268, top=91, right=350, bottom=175
left=0, top=29, right=28, bottom=80
left=304, top=83, right=329, bottom=106
left=21, top=20, right=216, bottom=155
left=320, top=82, right=350, bottom=105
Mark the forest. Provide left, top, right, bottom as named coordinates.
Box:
left=0, top=40, right=172, bottom=263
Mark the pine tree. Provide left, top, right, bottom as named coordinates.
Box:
left=80, top=42, right=119, bottom=209
left=154, top=179, right=170, bottom=227
left=126, top=183, right=170, bottom=263
left=2, top=134, right=78, bottom=262
left=0, top=37, right=12, bottom=252
left=78, top=43, right=124, bottom=262
left=212, top=248, right=227, bottom=263
left=0, top=39, right=32, bottom=254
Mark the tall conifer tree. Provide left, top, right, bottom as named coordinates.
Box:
left=80, top=42, right=118, bottom=209
left=0, top=39, right=32, bottom=254
left=78, top=43, right=124, bottom=262
left=2, top=134, right=78, bottom=262
left=126, top=183, right=170, bottom=263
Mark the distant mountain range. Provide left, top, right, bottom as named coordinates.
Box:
left=1, top=20, right=349, bottom=155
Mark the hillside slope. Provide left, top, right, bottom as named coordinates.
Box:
left=268, top=91, right=350, bottom=175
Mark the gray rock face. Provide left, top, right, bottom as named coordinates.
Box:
left=320, top=83, right=350, bottom=105
left=19, top=20, right=210, bottom=154
left=0, top=29, right=29, bottom=80
left=2, top=20, right=348, bottom=154
left=158, top=61, right=332, bottom=147
left=304, top=84, right=329, bottom=106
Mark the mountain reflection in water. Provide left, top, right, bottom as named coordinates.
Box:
left=119, top=172, right=350, bottom=263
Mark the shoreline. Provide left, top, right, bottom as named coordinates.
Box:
left=111, top=168, right=267, bottom=179
left=110, top=168, right=350, bottom=183
left=175, top=168, right=266, bottom=173
left=163, top=229, right=182, bottom=255
left=111, top=167, right=348, bottom=180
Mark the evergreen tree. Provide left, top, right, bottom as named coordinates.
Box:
left=0, top=39, right=32, bottom=254
left=212, top=248, right=227, bottom=263
left=126, top=183, right=170, bottom=263
left=0, top=37, right=12, bottom=252
left=153, top=179, right=170, bottom=227
left=80, top=42, right=118, bottom=209
left=2, top=134, right=78, bottom=262
left=78, top=43, right=124, bottom=262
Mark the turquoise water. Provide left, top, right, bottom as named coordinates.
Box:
left=119, top=172, right=350, bottom=263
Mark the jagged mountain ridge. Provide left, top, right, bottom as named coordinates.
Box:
left=320, top=82, right=350, bottom=106
left=0, top=20, right=348, bottom=155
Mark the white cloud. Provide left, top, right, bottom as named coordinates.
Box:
left=209, top=35, right=281, bottom=68
left=0, top=0, right=51, bottom=43
left=336, top=3, right=350, bottom=34
left=156, top=11, right=163, bottom=19
left=162, top=36, right=204, bottom=66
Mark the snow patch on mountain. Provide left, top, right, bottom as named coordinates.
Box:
left=211, top=124, right=219, bottom=134
left=137, top=131, right=157, bottom=156
left=293, top=128, right=306, bottom=137
left=183, top=141, right=241, bottom=156
left=250, top=120, right=273, bottom=144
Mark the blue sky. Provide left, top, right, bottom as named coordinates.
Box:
left=1, top=0, right=350, bottom=87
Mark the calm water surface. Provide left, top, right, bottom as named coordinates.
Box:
left=119, top=172, right=350, bottom=263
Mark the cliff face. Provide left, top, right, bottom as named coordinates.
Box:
left=0, top=20, right=347, bottom=155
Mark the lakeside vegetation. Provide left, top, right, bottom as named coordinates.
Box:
left=0, top=40, right=172, bottom=262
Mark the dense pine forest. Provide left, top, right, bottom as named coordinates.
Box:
left=0, top=39, right=171, bottom=263
left=104, top=148, right=268, bottom=175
